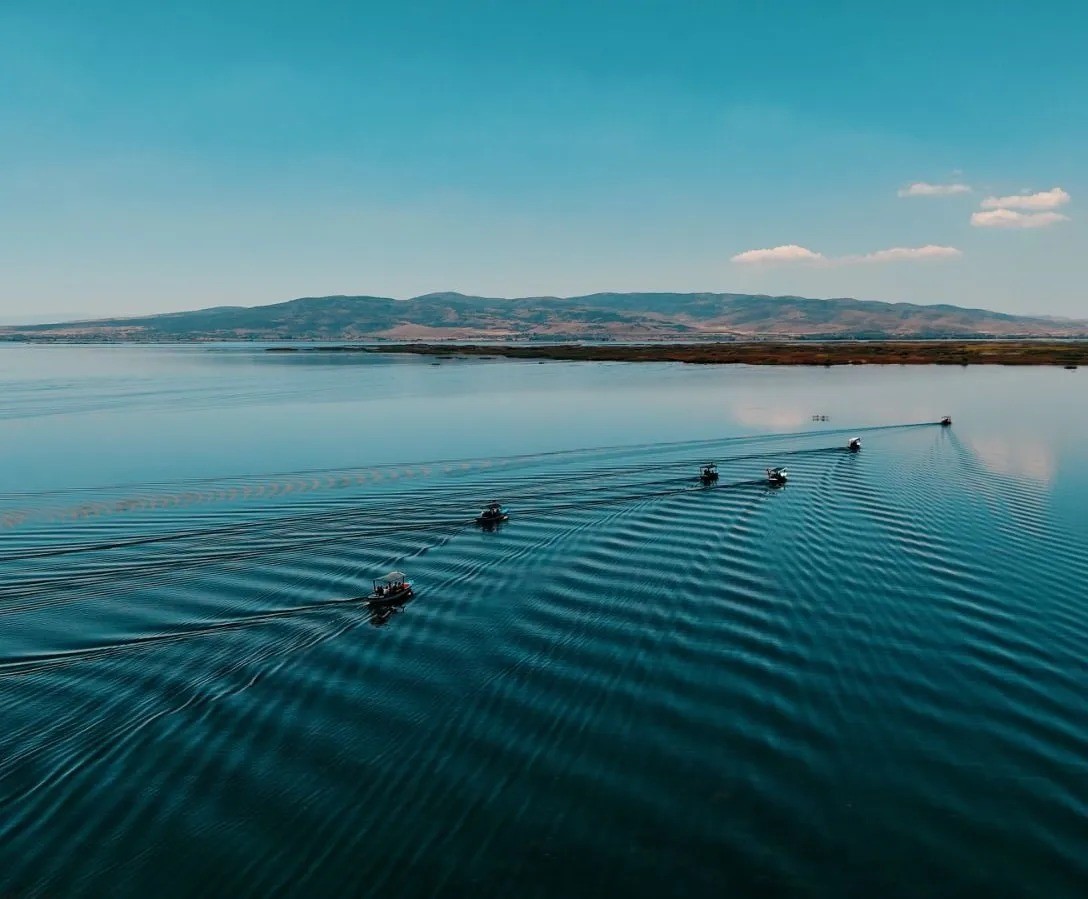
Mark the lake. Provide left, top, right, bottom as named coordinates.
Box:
left=1, top=344, right=1086, bottom=897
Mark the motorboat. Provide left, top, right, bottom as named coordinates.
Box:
left=367, top=571, right=413, bottom=605
left=766, top=467, right=789, bottom=486
left=847, top=437, right=862, bottom=452
left=476, top=500, right=509, bottom=526
left=700, top=463, right=719, bottom=484
left=940, top=416, right=952, bottom=427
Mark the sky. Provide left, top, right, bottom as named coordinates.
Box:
left=2, top=0, right=1086, bottom=321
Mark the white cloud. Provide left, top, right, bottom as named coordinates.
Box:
left=898, top=182, right=971, bottom=197
left=979, top=187, right=1070, bottom=210
left=731, top=245, right=826, bottom=265
left=970, top=209, right=1070, bottom=229
left=732, top=244, right=961, bottom=266
left=850, top=245, right=963, bottom=263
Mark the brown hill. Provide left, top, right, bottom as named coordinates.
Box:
left=2, top=292, right=1085, bottom=341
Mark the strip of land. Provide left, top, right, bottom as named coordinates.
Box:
left=270, top=341, right=1088, bottom=366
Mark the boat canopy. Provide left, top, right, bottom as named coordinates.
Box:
left=377, top=571, right=406, bottom=583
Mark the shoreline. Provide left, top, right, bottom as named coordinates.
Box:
left=267, top=341, right=1088, bottom=366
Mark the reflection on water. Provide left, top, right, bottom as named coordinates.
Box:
left=368, top=597, right=413, bottom=628
left=0, top=345, right=1087, bottom=898
left=970, top=435, right=1057, bottom=485
left=728, top=402, right=813, bottom=431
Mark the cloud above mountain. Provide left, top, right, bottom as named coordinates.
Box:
left=970, top=209, right=1070, bottom=229
left=730, top=245, right=826, bottom=265
left=849, top=246, right=962, bottom=263
left=732, top=244, right=962, bottom=266
left=742, top=180, right=1071, bottom=265
left=898, top=182, right=971, bottom=197
left=979, top=187, right=1070, bottom=211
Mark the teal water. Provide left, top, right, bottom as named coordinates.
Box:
left=1, top=345, right=1086, bottom=897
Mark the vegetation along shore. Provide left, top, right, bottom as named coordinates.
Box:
left=269, top=341, right=1088, bottom=367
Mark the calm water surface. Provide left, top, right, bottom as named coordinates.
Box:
left=1, top=345, right=1086, bottom=897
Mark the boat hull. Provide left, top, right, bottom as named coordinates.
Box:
left=367, top=586, right=413, bottom=605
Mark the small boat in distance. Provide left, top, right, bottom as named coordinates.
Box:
left=368, top=571, right=413, bottom=604
left=700, top=463, right=719, bottom=484
left=941, top=416, right=953, bottom=427
left=766, top=467, right=789, bottom=486
left=848, top=437, right=862, bottom=452
left=476, top=500, right=509, bottom=525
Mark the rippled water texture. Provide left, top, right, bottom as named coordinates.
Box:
left=2, top=345, right=1086, bottom=897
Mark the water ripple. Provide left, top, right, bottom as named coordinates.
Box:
left=2, top=424, right=1087, bottom=897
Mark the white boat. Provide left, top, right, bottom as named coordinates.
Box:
left=367, top=571, right=413, bottom=604
left=766, top=467, right=789, bottom=486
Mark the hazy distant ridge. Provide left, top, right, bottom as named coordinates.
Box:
left=3, top=292, right=1086, bottom=340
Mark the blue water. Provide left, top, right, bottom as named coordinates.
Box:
left=1, top=345, right=1086, bottom=897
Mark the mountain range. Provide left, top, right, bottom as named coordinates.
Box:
left=2, top=292, right=1085, bottom=341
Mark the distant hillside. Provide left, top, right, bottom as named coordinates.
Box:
left=3, top=292, right=1085, bottom=341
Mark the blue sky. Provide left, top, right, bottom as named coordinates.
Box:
left=2, top=0, right=1086, bottom=319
